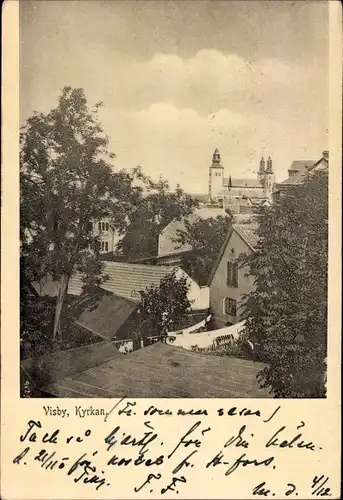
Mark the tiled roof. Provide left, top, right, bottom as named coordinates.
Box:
left=223, top=177, right=262, bottom=188
left=72, top=289, right=137, bottom=340
left=288, top=160, right=315, bottom=173
left=21, top=341, right=123, bottom=388
left=233, top=222, right=260, bottom=250
left=40, top=342, right=270, bottom=398
left=100, top=261, right=178, bottom=301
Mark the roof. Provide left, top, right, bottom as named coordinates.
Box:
left=71, top=289, right=137, bottom=340
left=288, top=160, right=315, bottom=173
left=21, top=341, right=123, bottom=389
left=223, top=178, right=262, bottom=188
left=159, top=207, right=229, bottom=257
left=278, top=156, right=328, bottom=187
left=219, top=187, right=268, bottom=199
left=233, top=222, right=260, bottom=250
left=40, top=342, right=270, bottom=398
left=69, top=262, right=178, bottom=301
left=208, top=220, right=260, bottom=285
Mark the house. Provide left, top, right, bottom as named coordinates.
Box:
left=274, top=151, right=329, bottom=198
left=22, top=341, right=270, bottom=398
left=207, top=219, right=260, bottom=328
left=67, top=261, right=210, bottom=311
left=70, top=287, right=139, bottom=341
left=156, top=206, right=229, bottom=265
left=90, top=217, right=121, bottom=254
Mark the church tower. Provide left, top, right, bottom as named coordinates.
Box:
left=208, top=148, right=224, bottom=201
left=257, top=156, right=266, bottom=185
left=264, top=156, right=275, bottom=197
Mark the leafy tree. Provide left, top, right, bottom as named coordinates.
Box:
left=173, top=214, right=231, bottom=285
left=116, top=170, right=198, bottom=261
left=20, top=87, right=140, bottom=339
left=137, top=271, right=192, bottom=339
left=242, top=170, right=328, bottom=398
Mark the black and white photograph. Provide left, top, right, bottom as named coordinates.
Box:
left=19, top=0, right=329, bottom=399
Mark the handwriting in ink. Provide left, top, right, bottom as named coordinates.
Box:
left=20, top=420, right=42, bottom=442
left=266, top=424, right=316, bottom=451
left=118, top=400, right=136, bottom=416
left=206, top=450, right=274, bottom=476
left=172, top=449, right=197, bottom=474
left=107, top=451, right=164, bottom=467
left=311, top=476, right=332, bottom=497
left=105, top=421, right=158, bottom=456
left=216, top=406, right=280, bottom=423
left=161, top=475, right=187, bottom=495
left=134, top=473, right=162, bottom=493
left=217, top=407, right=261, bottom=417
left=67, top=452, right=109, bottom=490
left=168, top=421, right=204, bottom=460
left=285, top=483, right=297, bottom=496
left=144, top=406, right=173, bottom=416
left=13, top=447, right=30, bottom=465
left=34, top=448, right=69, bottom=470
left=104, top=396, right=127, bottom=422
left=66, top=429, right=91, bottom=444
left=252, top=481, right=273, bottom=496
left=224, top=425, right=250, bottom=449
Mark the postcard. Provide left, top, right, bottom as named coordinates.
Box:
left=1, top=1, right=341, bottom=498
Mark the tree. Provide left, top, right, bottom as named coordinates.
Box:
left=137, top=271, right=192, bottom=339
left=116, top=170, right=198, bottom=261
left=242, top=170, right=328, bottom=398
left=173, top=214, right=231, bottom=285
left=20, top=87, right=140, bottom=339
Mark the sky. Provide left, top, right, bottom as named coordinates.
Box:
left=20, top=0, right=329, bottom=193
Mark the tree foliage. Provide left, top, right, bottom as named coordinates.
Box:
left=242, top=170, right=328, bottom=398
left=20, top=87, right=140, bottom=338
left=173, top=214, right=231, bottom=285
left=116, top=170, right=198, bottom=261
left=137, top=271, right=192, bottom=338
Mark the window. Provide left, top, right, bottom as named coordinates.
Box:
left=101, top=241, right=109, bottom=252
left=224, top=297, right=237, bottom=316
left=88, top=221, right=93, bottom=231
left=227, top=261, right=238, bottom=287
left=99, top=221, right=109, bottom=232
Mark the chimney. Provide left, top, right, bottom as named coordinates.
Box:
left=322, top=150, right=329, bottom=160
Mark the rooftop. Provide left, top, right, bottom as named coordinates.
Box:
left=223, top=177, right=262, bottom=188
left=288, top=160, right=315, bottom=173
left=21, top=341, right=123, bottom=389
left=71, top=288, right=137, bottom=340
left=27, top=342, right=270, bottom=398
left=233, top=222, right=260, bottom=250
left=68, top=261, right=178, bottom=300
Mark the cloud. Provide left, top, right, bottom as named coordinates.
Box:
left=21, top=45, right=328, bottom=193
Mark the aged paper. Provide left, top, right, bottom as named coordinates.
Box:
left=1, top=1, right=341, bottom=499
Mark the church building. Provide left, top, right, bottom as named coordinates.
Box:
left=208, top=149, right=275, bottom=209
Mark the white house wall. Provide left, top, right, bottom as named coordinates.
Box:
left=176, top=268, right=210, bottom=310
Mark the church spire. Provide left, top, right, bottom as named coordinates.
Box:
left=259, top=156, right=266, bottom=172
left=266, top=156, right=273, bottom=173
left=212, top=148, right=221, bottom=165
